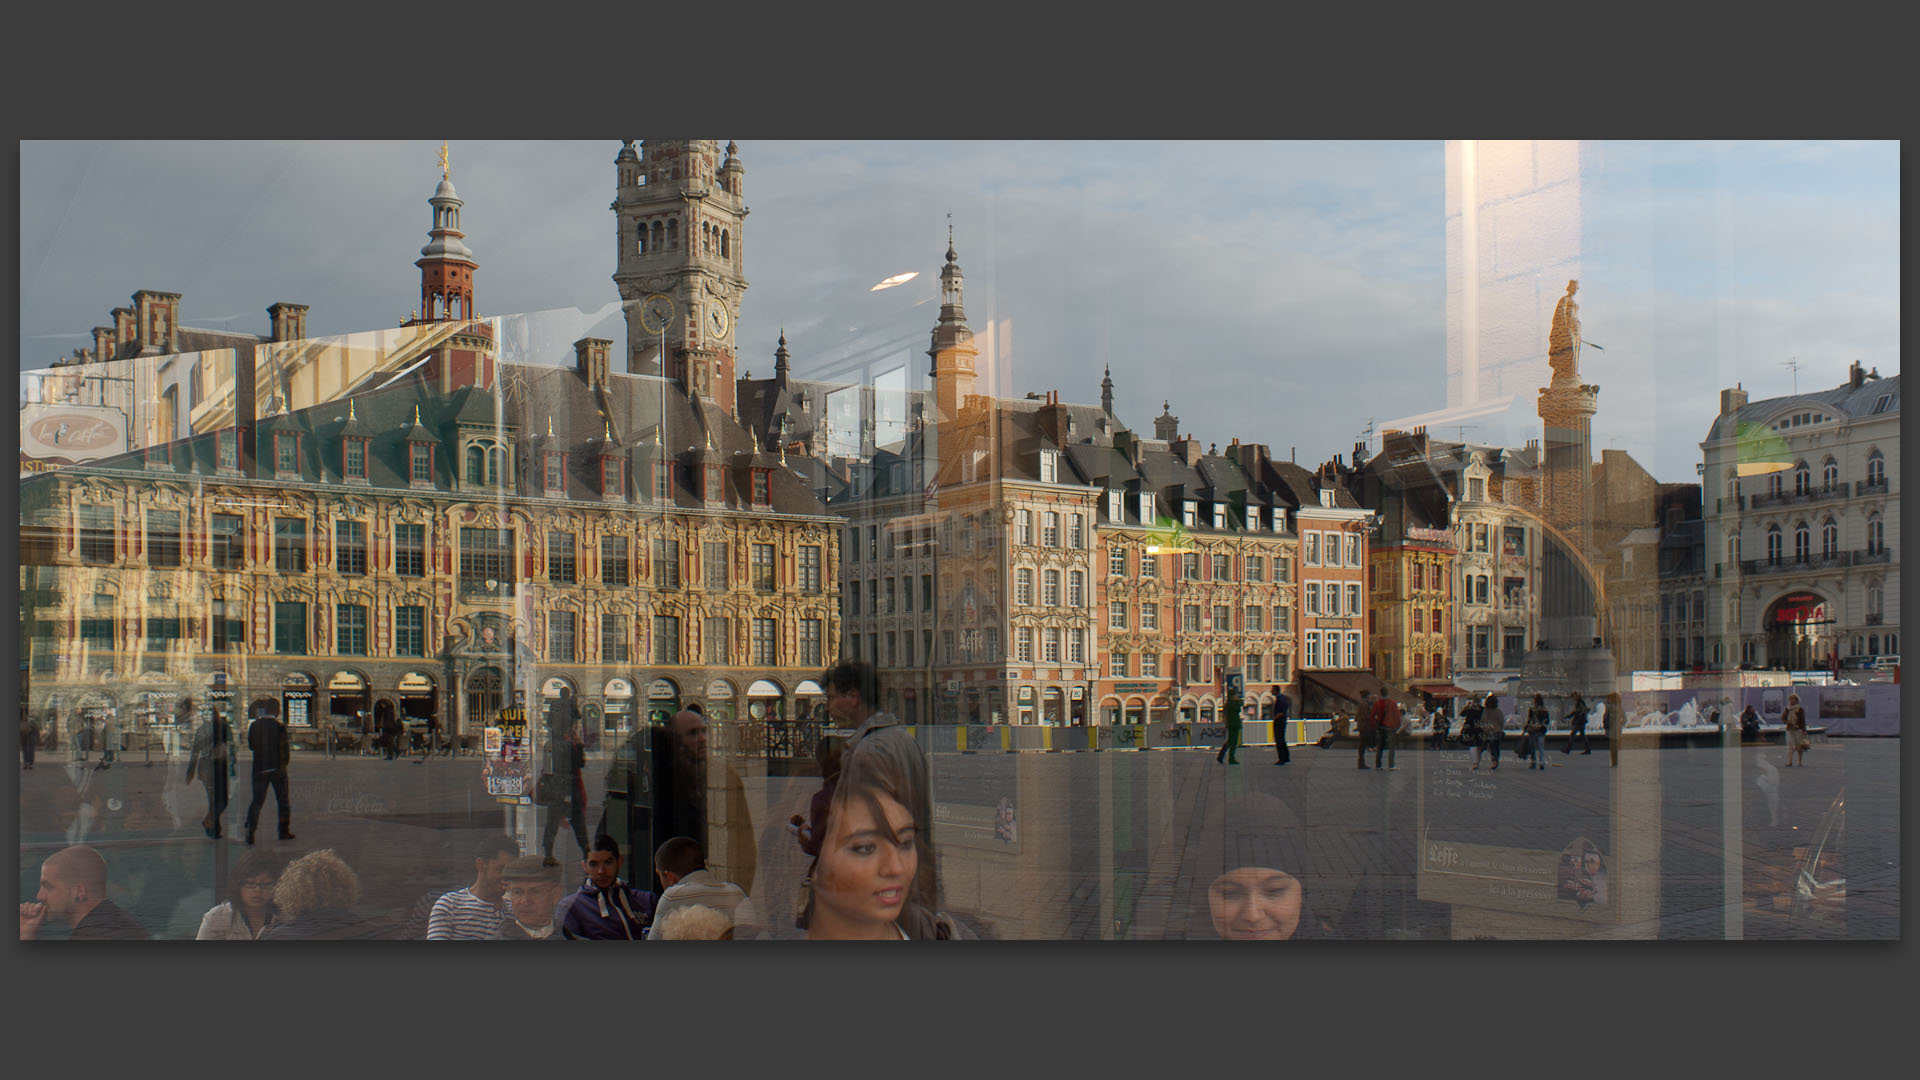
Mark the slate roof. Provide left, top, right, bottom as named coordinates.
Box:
left=56, top=360, right=836, bottom=519
left=1707, top=372, right=1900, bottom=442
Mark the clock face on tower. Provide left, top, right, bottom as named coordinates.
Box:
left=707, top=302, right=729, bottom=339
left=639, top=294, right=674, bottom=335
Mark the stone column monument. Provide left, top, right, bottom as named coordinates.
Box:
left=1525, top=280, right=1616, bottom=697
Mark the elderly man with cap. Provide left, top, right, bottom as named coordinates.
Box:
left=499, top=855, right=568, bottom=941
left=21, top=845, right=149, bottom=940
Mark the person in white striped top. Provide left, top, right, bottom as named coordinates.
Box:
left=427, top=834, right=518, bottom=939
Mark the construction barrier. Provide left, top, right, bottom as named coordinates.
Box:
left=921, top=720, right=1334, bottom=754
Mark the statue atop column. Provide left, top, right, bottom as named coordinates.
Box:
left=1548, top=279, right=1581, bottom=380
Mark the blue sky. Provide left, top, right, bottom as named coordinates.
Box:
left=18, top=140, right=1898, bottom=483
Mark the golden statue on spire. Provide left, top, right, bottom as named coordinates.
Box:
left=439, top=141, right=450, bottom=179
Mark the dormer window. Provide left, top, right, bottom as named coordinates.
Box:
left=1107, top=489, right=1122, bottom=522
left=409, top=443, right=434, bottom=486
left=217, top=429, right=238, bottom=471
left=653, top=462, right=673, bottom=502
left=465, top=439, right=506, bottom=487
left=1139, top=492, right=1154, bottom=523
left=1039, top=451, right=1059, bottom=484
left=704, top=464, right=725, bottom=503
left=752, top=469, right=771, bottom=506
left=343, top=437, right=369, bottom=481
left=601, top=457, right=625, bottom=498
left=1183, top=501, right=1197, bottom=527
left=545, top=452, right=566, bottom=492
left=274, top=432, right=300, bottom=476
left=1215, top=502, right=1228, bottom=529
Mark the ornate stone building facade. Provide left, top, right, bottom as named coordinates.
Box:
left=20, top=149, right=841, bottom=757
left=1704, top=362, right=1899, bottom=670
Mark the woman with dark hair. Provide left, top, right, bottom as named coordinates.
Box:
left=805, top=725, right=954, bottom=940
left=1524, top=694, right=1551, bottom=769
left=196, top=849, right=283, bottom=940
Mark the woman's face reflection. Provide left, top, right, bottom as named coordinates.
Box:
left=811, top=790, right=917, bottom=939
left=1209, top=867, right=1302, bottom=941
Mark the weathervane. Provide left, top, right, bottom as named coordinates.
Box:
left=439, top=141, right=450, bottom=179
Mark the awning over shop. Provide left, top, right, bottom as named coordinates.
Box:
left=1410, top=683, right=1474, bottom=698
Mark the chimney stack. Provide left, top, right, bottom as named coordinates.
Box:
left=575, top=337, right=613, bottom=389
left=268, top=302, right=310, bottom=344
left=1721, top=384, right=1750, bottom=415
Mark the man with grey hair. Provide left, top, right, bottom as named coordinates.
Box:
left=20, top=845, right=149, bottom=940
left=498, top=855, right=567, bottom=940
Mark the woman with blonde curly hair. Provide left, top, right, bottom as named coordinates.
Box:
left=261, top=849, right=374, bottom=940
left=655, top=903, right=734, bottom=940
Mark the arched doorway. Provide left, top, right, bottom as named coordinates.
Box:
left=644, top=677, right=681, bottom=726
left=1765, top=591, right=1833, bottom=670
left=746, top=678, right=784, bottom=722
left=603, top=677, right=634, bottom=737
left=398, top=671, right=437, bottom=729
left=467, top=666, right=506, bottom=735
left=703, top=678, right=737, bottom=725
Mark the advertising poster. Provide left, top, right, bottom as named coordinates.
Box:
left=484, top=705, right=532, bottom=805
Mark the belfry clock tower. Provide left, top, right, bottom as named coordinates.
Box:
left=612, top=139, right=749, bottom=415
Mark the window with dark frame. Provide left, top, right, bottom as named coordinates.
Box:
left=602, top=613, right=629, bottom=663
left=274, top=601, right=308, bottom=655
left=549, top=532, right=577, bottom=584
left=752, top=543, right=775, bottom=592
left=653, top=615, right=680, bottom=665
left=274, top=518, right=307, bottom=572
left=395, top=605, right=425, bottom=657
left=335, top=604, right=368, bottom=655
left=548, top=611, right=576, bottom=662
left=146, top=509, right=182, bottom=568
left=602, top=535, right=629, bottom=586
left=336, top=520, right=367, bottom=575
left=395, top=523, right=426, bottom=577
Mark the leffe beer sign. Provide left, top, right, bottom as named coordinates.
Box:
left=21, top=404, right=127, bottom=467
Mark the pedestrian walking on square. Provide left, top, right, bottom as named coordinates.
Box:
left=1524, top=694, right=1550, bottom=768
left=540, top=686, right=590, bottom=866
left=1356, top=690, right=1379, bottom=769
left=1604, top=692, right=1624, bottom=767
left=1471, top=694, right=1504, bottom=770
left=1370, top=694, right=1402, bottom=769
left=1216, top=693, right=1244, bottom=765
left=243, top=699, right=295, bottom=845
left=1783, top=693, right=1811, bottom=766
left=185, top=701, right=235, bottom=838
left=1272, top=690, right=1292, bottom=764
left=1427, top=704, right=1450, bottom=750
left=1563, top=692, right=1591, bottom=755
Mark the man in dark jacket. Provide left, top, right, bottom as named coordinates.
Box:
left=561, top=835, right=654, bottom=939
left=1356, top=690, right=1379, bottom=769
left=20, top=845, right=150, bottom=940
left=1272, top=690, right=1292, bottom=765
left=244, top=700, right=295, bottom=845
left=541, top=686, right=590, bottom=867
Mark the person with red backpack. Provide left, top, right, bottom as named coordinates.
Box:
left=1369, top=693, right=1403, bottom=770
